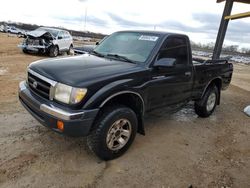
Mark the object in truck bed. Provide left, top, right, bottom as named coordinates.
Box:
left=74, top=44, right=96, bottom=55
left=73, top=36, right=107, bottom=55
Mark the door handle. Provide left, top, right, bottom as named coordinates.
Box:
left=185, top=72, right=191, bottom=76
left=152, top=75, right=166, bottom=79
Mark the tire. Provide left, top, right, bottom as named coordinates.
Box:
left=194, top=85, right=219, bottom=117
left=67, top=45, right=74, bottom=55
left=22, top=48, right=29, bottom=54
left=87, top=105, right=138, bottom=160
left=49, top=45, right=59, bottom=57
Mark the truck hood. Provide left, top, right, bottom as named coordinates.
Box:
left=29, top=54, right=140, bottom=87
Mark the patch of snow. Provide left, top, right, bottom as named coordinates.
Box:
left=244, top=105, right=250, bottom=117
left=0, top=68, right=8, bottom=75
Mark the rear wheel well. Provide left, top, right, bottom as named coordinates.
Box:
left=98, top=93, right=145, bottom=135
left=212, top=78, right=222, bottom=91
left=203, top=78, right=222, bottom=105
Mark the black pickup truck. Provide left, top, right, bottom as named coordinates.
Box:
left=19, top=31, right=233, bottom=160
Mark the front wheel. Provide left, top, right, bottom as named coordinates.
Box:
left=22, top=48, right=29, bottom=54
left=87, top=105, right=138, bottom=160
left=194, top=85, right=219, bottom=117
left=49, top=46, right=59, bottom=57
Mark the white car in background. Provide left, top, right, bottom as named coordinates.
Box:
left=18, top=27, right=73, bottom=57
left=0, top=25, right=4, bottom=32
left=7, top=26, right=24, bottom=35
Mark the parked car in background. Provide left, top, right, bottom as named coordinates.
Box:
left=3, top=25, right=10, bottom=33
left=0, top=25, right=4, bottom=32
left=7, top=26, right=24, bottom=35
left=18, top=27, right=73, bottom=57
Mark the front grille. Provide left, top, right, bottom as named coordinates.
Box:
left=28, top=72, right=51, bottom=99
left=26, top=38, right=40, bottom=45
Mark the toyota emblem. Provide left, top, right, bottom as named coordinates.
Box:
left=32, top=81, right=38, bottom=88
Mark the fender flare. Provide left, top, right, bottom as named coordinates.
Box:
left=201, top=77, right=222, bottom=98
left=99, top=91, right=145, bottom=114
left=201, top=77, right=222, bottom=105
left=99, top=90, right=145, bottom=135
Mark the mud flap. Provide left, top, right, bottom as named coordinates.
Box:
left=137, top=116, right=145, bottom=135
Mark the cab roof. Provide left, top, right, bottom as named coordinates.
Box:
left=217, top=0, right=250, bottom=3
left=117, top=30, right=188, bottom=38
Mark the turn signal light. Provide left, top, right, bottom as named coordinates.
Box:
left=57, top=120, right=64, bottom=131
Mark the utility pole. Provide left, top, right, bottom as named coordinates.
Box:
left=84, top=7, right=88, bottom=32
left=212, top=0, right=234, bottom=59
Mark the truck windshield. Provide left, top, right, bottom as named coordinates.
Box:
left=94, top=32, right=160, bottom=63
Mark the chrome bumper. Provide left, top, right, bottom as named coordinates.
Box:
left=19, top=81, right=84, bottom=121
left=40, top=104, right=84, bottom=120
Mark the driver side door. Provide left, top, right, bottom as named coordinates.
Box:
left=57, top=31, right=65, bottom=51
left=147, top=36, right=193, bottom=110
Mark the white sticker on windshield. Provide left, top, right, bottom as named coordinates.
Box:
left=139, top=35, right=158, bottom=41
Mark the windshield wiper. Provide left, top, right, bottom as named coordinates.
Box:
left=90, top=50, right=105, bottom=57
left=106, top=53, right=136, bottom=64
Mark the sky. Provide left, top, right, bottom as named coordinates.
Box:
left=1, top=0, right=250, bottom=47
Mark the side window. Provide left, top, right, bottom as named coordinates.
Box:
left=63, top=31, right=68, bottom=38
left=58, top=31, right=64, bottom=39
left=158, top=37, right=188, bottom=66
left=64, top=31, right=71, bottom=39
left=67, top=32, right=71, bottom=38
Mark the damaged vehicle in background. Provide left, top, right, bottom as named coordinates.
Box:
left=18, top=27, right=73, bottom=57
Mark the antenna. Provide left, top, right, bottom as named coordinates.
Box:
left=84, top=7, right=88, bottom=32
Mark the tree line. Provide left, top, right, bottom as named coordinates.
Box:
left=191, top=41, right=250, bottom=55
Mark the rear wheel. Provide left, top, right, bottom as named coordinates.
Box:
left=67, top=45, right=74, bottom=55
left=87, top=105, right=138, bottom=160
left=195, top=85, right=219, bottom=117
left=49, top=45, right=59, bottom=57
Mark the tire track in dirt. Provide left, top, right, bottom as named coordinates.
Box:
left=0, top=153, right=38, bottom=183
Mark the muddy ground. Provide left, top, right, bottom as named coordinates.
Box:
left=0, top=33, right=250, bottom=188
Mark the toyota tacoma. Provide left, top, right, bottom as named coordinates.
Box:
left=19, top=31, right=233, bottom=160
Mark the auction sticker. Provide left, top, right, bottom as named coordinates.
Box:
left=139, top=35, right=158, bottom=41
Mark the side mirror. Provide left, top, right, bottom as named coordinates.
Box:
left=96, top=41, right=100, bottom=45
left=154, top=58, right=176, bottom=68
left=58, top=36, right=63, bottom=40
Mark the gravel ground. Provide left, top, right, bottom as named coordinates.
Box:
left=0, top=33, right=250, bottom=188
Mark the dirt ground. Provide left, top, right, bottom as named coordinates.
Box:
left=0, top=33, right=250, bottom=188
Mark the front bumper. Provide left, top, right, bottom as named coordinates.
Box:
left=18, top=81, right=99, bottom=137
left=18, top=44, right=47, bottom=52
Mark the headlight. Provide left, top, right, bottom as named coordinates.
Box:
left=54, top=83, right=87, bottom=104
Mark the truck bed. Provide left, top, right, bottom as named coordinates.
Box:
left=191, top=57, right=233, bottom=99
